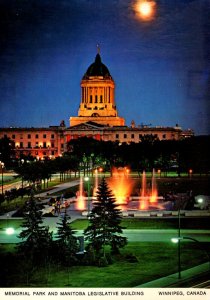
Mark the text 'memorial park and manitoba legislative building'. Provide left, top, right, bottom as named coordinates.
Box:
left=0, top=51, right=193, bottom=159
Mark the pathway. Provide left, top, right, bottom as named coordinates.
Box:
left=36, top=179, right=80, bottom=197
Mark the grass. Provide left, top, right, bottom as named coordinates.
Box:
left=0, top=217, right=208, bottom=232
left=0, top=219, right=23, bottom=230
left=2, top=177, right=21, bottom=186
left=1, top=213, right=209, bottom=287
left=4, top=241, right=209, bottom=287
left=70, top=217, right=210, bottom=230
left=130, top=176, right=210, bottom=195
left=0, top=196, right=28, bottom=214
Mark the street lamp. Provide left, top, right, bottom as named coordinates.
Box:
left=99, top=167, right=103, bottom=174
left=21, top=159, right=24, bottom=191
left=5, top=227, right=15, bottom=235
left=84, top=177, right=90, bottom=217
left=0, top=161, right=4, bottom=194
left=172, top=204, right=182, bottom=279
left=171, top=236, right=210, bottom=278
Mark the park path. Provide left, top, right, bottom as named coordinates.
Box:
left=36, top=179, right=80, bottom=197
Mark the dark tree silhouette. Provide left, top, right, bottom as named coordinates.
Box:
left=55, top=212, right=79, bottom=266
left=17, top=192, right=52, bottom=265
left=84, top=178, right=127, bottom=258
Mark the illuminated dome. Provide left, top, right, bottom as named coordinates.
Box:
left=83, top=53, right=112, bottom=79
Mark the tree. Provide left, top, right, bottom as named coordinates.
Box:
left=0, top=136, right=15, bottom=168
left=55, top=212, right=79, bottom=266
left=84, top=178, right=127, bottom=258
left=17, top=191, right=52, bottom=265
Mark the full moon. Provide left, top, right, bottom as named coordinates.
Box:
left=138, top=2, right=152, bottom=16
left=134, top=0, right=156, bottom=21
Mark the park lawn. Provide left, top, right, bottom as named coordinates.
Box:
left=9, top=241, right=209, bottom=287
left=0, top=196, right=29, bottom=214
left=2, top=177, right=21, bottom=185
left=0, top=216, right=209, bottom=233
left=70, top=217, right=210, bottom=230
left=0, top=219, right=23, bottom=230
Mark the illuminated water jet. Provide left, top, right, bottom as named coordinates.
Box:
left=108, top=167, right=134, bottom=205
left=93, top=169, right=99, bottom=197
left=76, top=176, right=86, bottom=210
left=150, top=168, right=158, bottom=203
left=139, top=170, right=149, bottom=210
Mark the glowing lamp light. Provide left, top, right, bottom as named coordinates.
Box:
left=84, top=177, right=89, bottom=182
left=6, top=227, right=15, bottom=235
left=197, top=198, right=203, bottom=204
left=171, top=238, right=179, bottom=244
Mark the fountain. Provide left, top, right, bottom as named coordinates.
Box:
left=150, top=169, right=158, bottom=203
left=93, top=169, right=99, bottom=197
left=76, top=176, right=86, bottom=210
left=139, top=170, right=149, bottom=210
left=107, top=167, right=160, bottom=210
left=138, top=169, right=159, bottom=210
left=73, top=168, right=163, bottom=213
left=108, top=167, right=134, bottom=205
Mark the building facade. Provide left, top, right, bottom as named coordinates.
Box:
left=0, top=52, right=194, bottom=159
left=70, top=52, right=125, bottom=127
left=0, top=126, right=65, bottom=159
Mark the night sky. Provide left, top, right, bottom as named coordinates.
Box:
left=0, top=0, right=209, bottom=135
